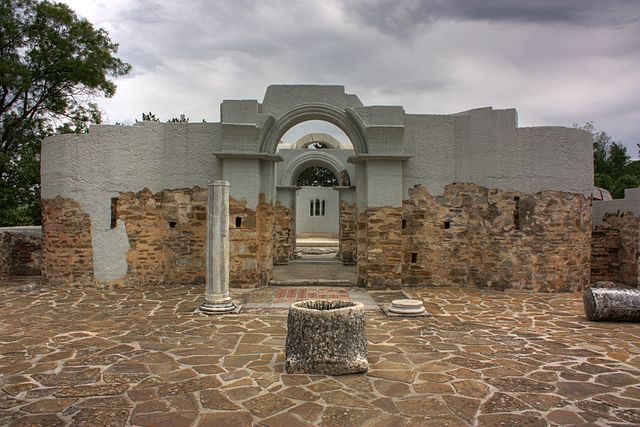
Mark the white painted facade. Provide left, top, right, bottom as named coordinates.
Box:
left=42, top=85, right=593, bottom=282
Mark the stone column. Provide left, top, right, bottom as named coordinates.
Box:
left=200, top=180, right=237, bottom=314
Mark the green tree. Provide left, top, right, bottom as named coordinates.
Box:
left=0, top=0, right=131, bottom=225
left=576, top=122, right=637, bottom=199
left=296, top=167, right=338, bottom=187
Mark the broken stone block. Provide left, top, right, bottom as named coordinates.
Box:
left=583, top=287, right=640, bottom=321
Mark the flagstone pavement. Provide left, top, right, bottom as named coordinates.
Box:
left=1, top=277, right=639, bottom=426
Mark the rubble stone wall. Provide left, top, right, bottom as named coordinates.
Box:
left=591, top=212, right=640, bottom=287
left=9, top=232, right=41, bottom=276
left=591, top=228, right=621, bottom=284
left=0, top=232, right=11, bottom=279
left=42, top=198, right=94, bottom=286
left=43, top=188, right=273, bottom=288
left=273, top=203, right=294, bottom=264
left=116, top=187, right=207, bottom=286
left=401, top=184, right=591, bottom=292
left=339, top=201, right=357, bottom=264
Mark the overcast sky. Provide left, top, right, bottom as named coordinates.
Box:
left=60, top=0, right=640, bottom=153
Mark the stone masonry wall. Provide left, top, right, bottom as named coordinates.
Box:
left=273, top=202, right=294, bottom=264
left=42, top=188, right=274, bottom=288
left=0, top=232, right=10, bottom=279
left=591, top=212, right=640, bottom=287
left=229, top=194, right=274, bottom=288
left=402, top=184, right=591, bottom=292
left=339, top=201, right=357, bottom=264
left=116, top=187, right=207, bottom=286
left=256, top=194, right=275, bottom=286
left=42, top=197, right=94, bottom=286
left=356, top=207, right=402, bottom=290
left=591, top=228, right=621, bottom=284
left=9, top=232, right=41, bottom=276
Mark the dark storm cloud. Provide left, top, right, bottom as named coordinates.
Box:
left=343, top=0, right=640, bottom=36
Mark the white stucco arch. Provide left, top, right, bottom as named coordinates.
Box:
left=292, top=133, right=344, bottom=149
left=281, top=151, right=351, bottom=187
left=260, top=103, right=367, bottom=155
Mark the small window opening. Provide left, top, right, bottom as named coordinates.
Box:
left=322, top=200, right=326, bottom=216
left=411, top=253, right=418, bottom=263
left=110, top=198, right=118, bottom=229
left=310, top=200, right=314, bottom=216
left=168, top=221, right=177, bottom=228
left=235, top=216, right=242, bottom=228
left=402, top=219, right=407, bottom=229
left=514, top=196, right=521, bottom=230
left=315, top=199, right=320, bottom=216
left=444, top=221, right=451, bottom=229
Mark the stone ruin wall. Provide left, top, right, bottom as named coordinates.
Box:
left=338, top=201, right=357, bottom=264
left=401, top=183, right=592, bottom=292
left=273, top=203, right=294, bottom=264
left=1, top=228, right=42, bottom=278
left=41, top=187, right=274, bottom=288
left=591, top=212, right=640, bottom=287
left=42, top=198, right=94, bottom=286
left=41, top=183, right=594, bottom=292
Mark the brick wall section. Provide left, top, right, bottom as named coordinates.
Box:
left=356, top=211, right=367, bottom=287
left=339, top=201, right=357, bottom=264
left=116, top=187, right=208, bottom=286
left=229, top=194, right=274, bottom=288
left=42, top=197, right=94, bottom=286
left=273, top=202, right=294, bottom=264
left=591, top=228, right=621, bottom=283
left=592, top=212, right=640, bottom=287
left=402, top=184, right=592, bottom=292
left=256, top=194, right=275, bottom=286
left=365, top=207, right=403, bottom=290
left=119, top=188, right=272, bottom=288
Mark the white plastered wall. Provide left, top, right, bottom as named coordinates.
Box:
left=41, top=122, right=222, bottom=281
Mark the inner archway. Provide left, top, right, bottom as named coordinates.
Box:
left=272, top=119, right=358, bottom=285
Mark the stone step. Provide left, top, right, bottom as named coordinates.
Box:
left=269, top=279, right=355, bottom=287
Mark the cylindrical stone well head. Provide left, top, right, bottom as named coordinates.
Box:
left=285, top=300, right=368, bottom=375
left=583, top=287, right=640, bottom=322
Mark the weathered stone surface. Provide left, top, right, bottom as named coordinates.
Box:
left=0, top=229, right=41, bottom=279
left=584, top=287, right=640, bottom=321
left=402, top=183, right=591, bottom=292
left=2, top=280, right=640, bottom=426
left=273, top=202, right=295, bottom=264
left=41, top=197, right=93, bottom=286
left=591, top=211, right=640, bottom=287
left=339, top=201, right=357, bottom=264
left=285, top=300, right=368, bottom=375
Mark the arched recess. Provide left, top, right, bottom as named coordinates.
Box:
left=293, top=133, right=343, bottom=149
left=281, top=151, right=351, bottom=187
left=260, top=103, right=367, bottom=155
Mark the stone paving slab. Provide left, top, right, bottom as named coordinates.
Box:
left=1, top=277, right=640, bottom=426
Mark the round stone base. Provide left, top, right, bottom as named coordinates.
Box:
left=388, top=299, right=426, bottom=315
left=199, top=300, right=236, bottom=314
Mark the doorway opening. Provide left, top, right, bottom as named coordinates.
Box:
left=272, top=120, right=357, bottom=284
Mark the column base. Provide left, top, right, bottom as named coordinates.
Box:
left=199, top=300, right=241, bottom=315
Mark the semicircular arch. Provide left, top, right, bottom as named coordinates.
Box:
left=282, top=151, right=351, bottom=187
left=261, top=103, right=367, bottom=155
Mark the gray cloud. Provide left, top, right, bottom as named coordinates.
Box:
left=343, top=0, right=640, bottom=37
left=62, top=0, right=640, bottom=154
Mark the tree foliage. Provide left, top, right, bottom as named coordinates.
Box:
left=577, top=122, right=639, bottom=199
left=296, top=166, right=338, bottom=187
left=0, top=0, right=130, bottom=225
